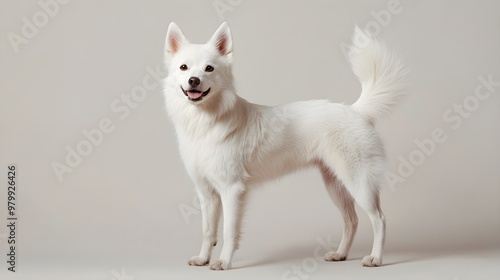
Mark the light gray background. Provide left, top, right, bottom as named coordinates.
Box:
left=0, top=0, right=499, bottom=279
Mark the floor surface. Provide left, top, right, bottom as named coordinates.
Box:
left=2, top=248, right=499, bottom=280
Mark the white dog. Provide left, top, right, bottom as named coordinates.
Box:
left=162, top=22, right=407, bottom=270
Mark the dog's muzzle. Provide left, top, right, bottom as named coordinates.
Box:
left=181, top=86, right=211, bottom=102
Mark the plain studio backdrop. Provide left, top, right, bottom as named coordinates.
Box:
left=0, top=1, right=499, bottom=279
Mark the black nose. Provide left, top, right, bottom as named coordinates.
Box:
left=188, top=77, right=200, bottom=87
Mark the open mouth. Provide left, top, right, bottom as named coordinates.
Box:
left=181, top=86, right=211, bottom=102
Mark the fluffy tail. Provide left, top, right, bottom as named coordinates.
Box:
left=349, top=26, right=409, bottom=123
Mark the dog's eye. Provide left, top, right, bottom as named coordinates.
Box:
left=180, top=64, right=188, bottom=71
left=205, top=65, right=214, bottom=72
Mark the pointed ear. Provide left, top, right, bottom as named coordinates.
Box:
left=165, top=22, right=189, bottom=61
left=208, top=22, right=233, bottom=58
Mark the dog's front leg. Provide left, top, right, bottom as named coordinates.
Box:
left=188, top=186, right=221, bottom=266
left=209, top=183, right=246, bottom=270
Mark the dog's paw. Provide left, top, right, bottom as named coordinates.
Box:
left=209, top=259, right=230, bottom=270
left=324, top=251, right=347, bottom=262
left=361, top=255, right=382, bottom=267
left=187, top=256, right=209, bottom=266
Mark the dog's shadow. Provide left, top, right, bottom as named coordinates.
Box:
left=235, top=246, right=430, bottom=269
left=234, top=245, right=363, bottom=269
left=237, top=245, right=318, bottom=269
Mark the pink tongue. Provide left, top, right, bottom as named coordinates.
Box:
left=187, top=91, right=203, bottom=99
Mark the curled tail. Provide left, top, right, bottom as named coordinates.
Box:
left=349, top=26, right=409, bottom=123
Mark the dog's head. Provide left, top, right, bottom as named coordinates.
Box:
left=164, top=22, right=233, bottom=105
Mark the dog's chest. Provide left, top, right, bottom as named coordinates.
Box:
left=177, top=124, right=246, bottom=184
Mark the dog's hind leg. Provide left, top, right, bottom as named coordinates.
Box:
left=319, top=164, right=358, bottom=262
left=353, top=182, right=386, bottom=267
left=335, top=170, right=386, bottom=267
left=320, top=148, right=386, bottom=266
